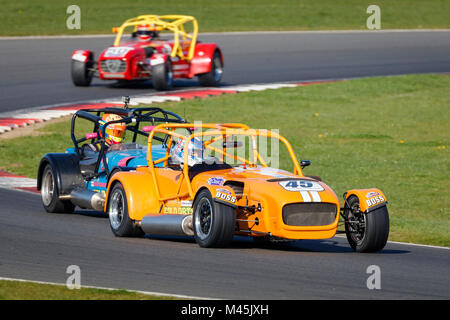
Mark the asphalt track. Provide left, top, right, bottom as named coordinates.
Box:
left=0, top=189, right=449, bottom=299
left=1, top=31, right=450, bottom=113
left=0, top=31, right=450, bottom=299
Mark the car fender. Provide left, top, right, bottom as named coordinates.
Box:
left=344, top=188, right=387, bottom=213
left=105, top=170, right=157, bottom=220
left=190, top=43, right=222, bottom=76
left=72, top=49, right=94, bottom=63
left=37, top=153, right=84, bottom=195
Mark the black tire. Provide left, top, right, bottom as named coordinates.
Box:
left=107, top=182, right=144, bottom=237
left=71, top=56, right=94, bottom=86
left=193, top=189, right=235, bottom=248
left=40, top=164, right=75, bottom=214
left=152, top=60, right=173, bottom=91
left=198, top=50, right=223, bottom=87
left=344, top=195, right=389, bottom=253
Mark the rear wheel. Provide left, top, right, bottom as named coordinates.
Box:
left=108, top=182, right=143, bottom=237
left=344, top=195, right=389, bottom=253
left=198, top=50, right=223, bottom=87
left=41, top=164, right=75, bottom=213
left=152, top=60, right=173, bottom=91
left=71, top=55, right=94, bottom=86
left=193, top=189, right=235, bottom=248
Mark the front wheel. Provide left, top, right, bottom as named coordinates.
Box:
left=152, top=60, right=173, bottom=91
left=193, top=189, right=235, bottom=248
left=71, top=56, right=94, bottom=87
left=108, top=182, right=143, bottom=237
left=344, top=195, right=389, bottom=253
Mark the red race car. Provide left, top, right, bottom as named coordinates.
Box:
left=71, top=15, right=224, bottom=90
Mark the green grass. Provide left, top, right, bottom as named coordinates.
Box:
left=0, top=74, right=449, bottom=246
left=0, top=280, right=180, bottom=300
left=1, top=0, right=449, bottom=36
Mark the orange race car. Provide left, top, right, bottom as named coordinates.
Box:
left=105, top=122, right=390, bottom=253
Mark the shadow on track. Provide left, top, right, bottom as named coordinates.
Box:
left=73, top=210, right=409, bottom=254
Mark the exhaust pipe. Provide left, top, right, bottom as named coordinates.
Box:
left=141, top=214, right=194, bottom=236
left=68, top=188, right=105, bottom=211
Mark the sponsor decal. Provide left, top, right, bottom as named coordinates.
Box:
left=366, top=191, right=380, bottom=198
left=366, top=195, right=385, bottom=208
left=207, top=177, right=225, bottom=186
left=215, top=191, right=236, bottom=203
left=150, top=57, right=165, bottom=66
left=192, top=57, right=211, bottom=64
left=180, top=200, right=193, bottom=207
left=104, top=47, right=132, bottom=58
left=91, top=181, right=107, bottom=188
left=216, top=188, right=232, bottom=195
left=164, top=206, right=193, bottom=215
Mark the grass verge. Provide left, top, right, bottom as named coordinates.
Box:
left=1, top=0, right=450, bottom=36
left=0, top=74, right=448, bottom=246
left=0, top=279, right=181, bottom=300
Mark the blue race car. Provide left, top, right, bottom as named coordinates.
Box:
left=37, top=97, right=187, bottom=214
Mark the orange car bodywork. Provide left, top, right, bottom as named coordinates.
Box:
left=104, top=123, right=385, bottom=240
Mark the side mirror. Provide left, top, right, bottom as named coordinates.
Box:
left=300, top=160, right=311, bottom=169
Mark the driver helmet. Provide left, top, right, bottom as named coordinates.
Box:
left=171, top=137, right=205, bottom=167
left=136, top=24, right=158, bottom=41
left=136, top=24, right=152, bottom=41
left=99, top=113, right=126, bottom=145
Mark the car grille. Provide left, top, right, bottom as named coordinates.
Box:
left=100, top=59, right=127, bottom=73
left=282, top=203, right=337, bottom=226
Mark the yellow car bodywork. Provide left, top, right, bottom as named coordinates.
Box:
left=104, top=123, right=387, bottom=241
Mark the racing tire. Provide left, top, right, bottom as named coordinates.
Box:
left=107, top=182, right=144, bottom=237
left=152, top=60, right=173, bottom=91
left=344, top=195, right=389, bottom=253
left=71, top=57, right=94, bottom=87
left=193, top=189, right=235, bottom=248
left=198, top=50, right=223, bottom=87
left=40, top=164, right=75, bottom=214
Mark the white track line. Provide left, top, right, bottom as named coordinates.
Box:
left=333, top=235, right=449, bottom=250
left=0, top=276, right=217, bottom=300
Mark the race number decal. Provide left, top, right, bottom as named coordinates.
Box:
left=279, top=180, right=324, bottom=202
left=279, top=180, right=324, bottom=192
left=104, top=47, right=132, bottom=58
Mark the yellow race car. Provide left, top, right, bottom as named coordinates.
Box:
left=105, top=122, right=390, bottom=253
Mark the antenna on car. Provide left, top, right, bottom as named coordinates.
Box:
left=122, top=96, right=130, bottom=109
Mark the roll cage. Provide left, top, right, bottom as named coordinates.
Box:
left=112, top=15, right=198, bottom=61
left=70, top=106, right=186, bottom=179
left=145, top=123, right=304, bottom=203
